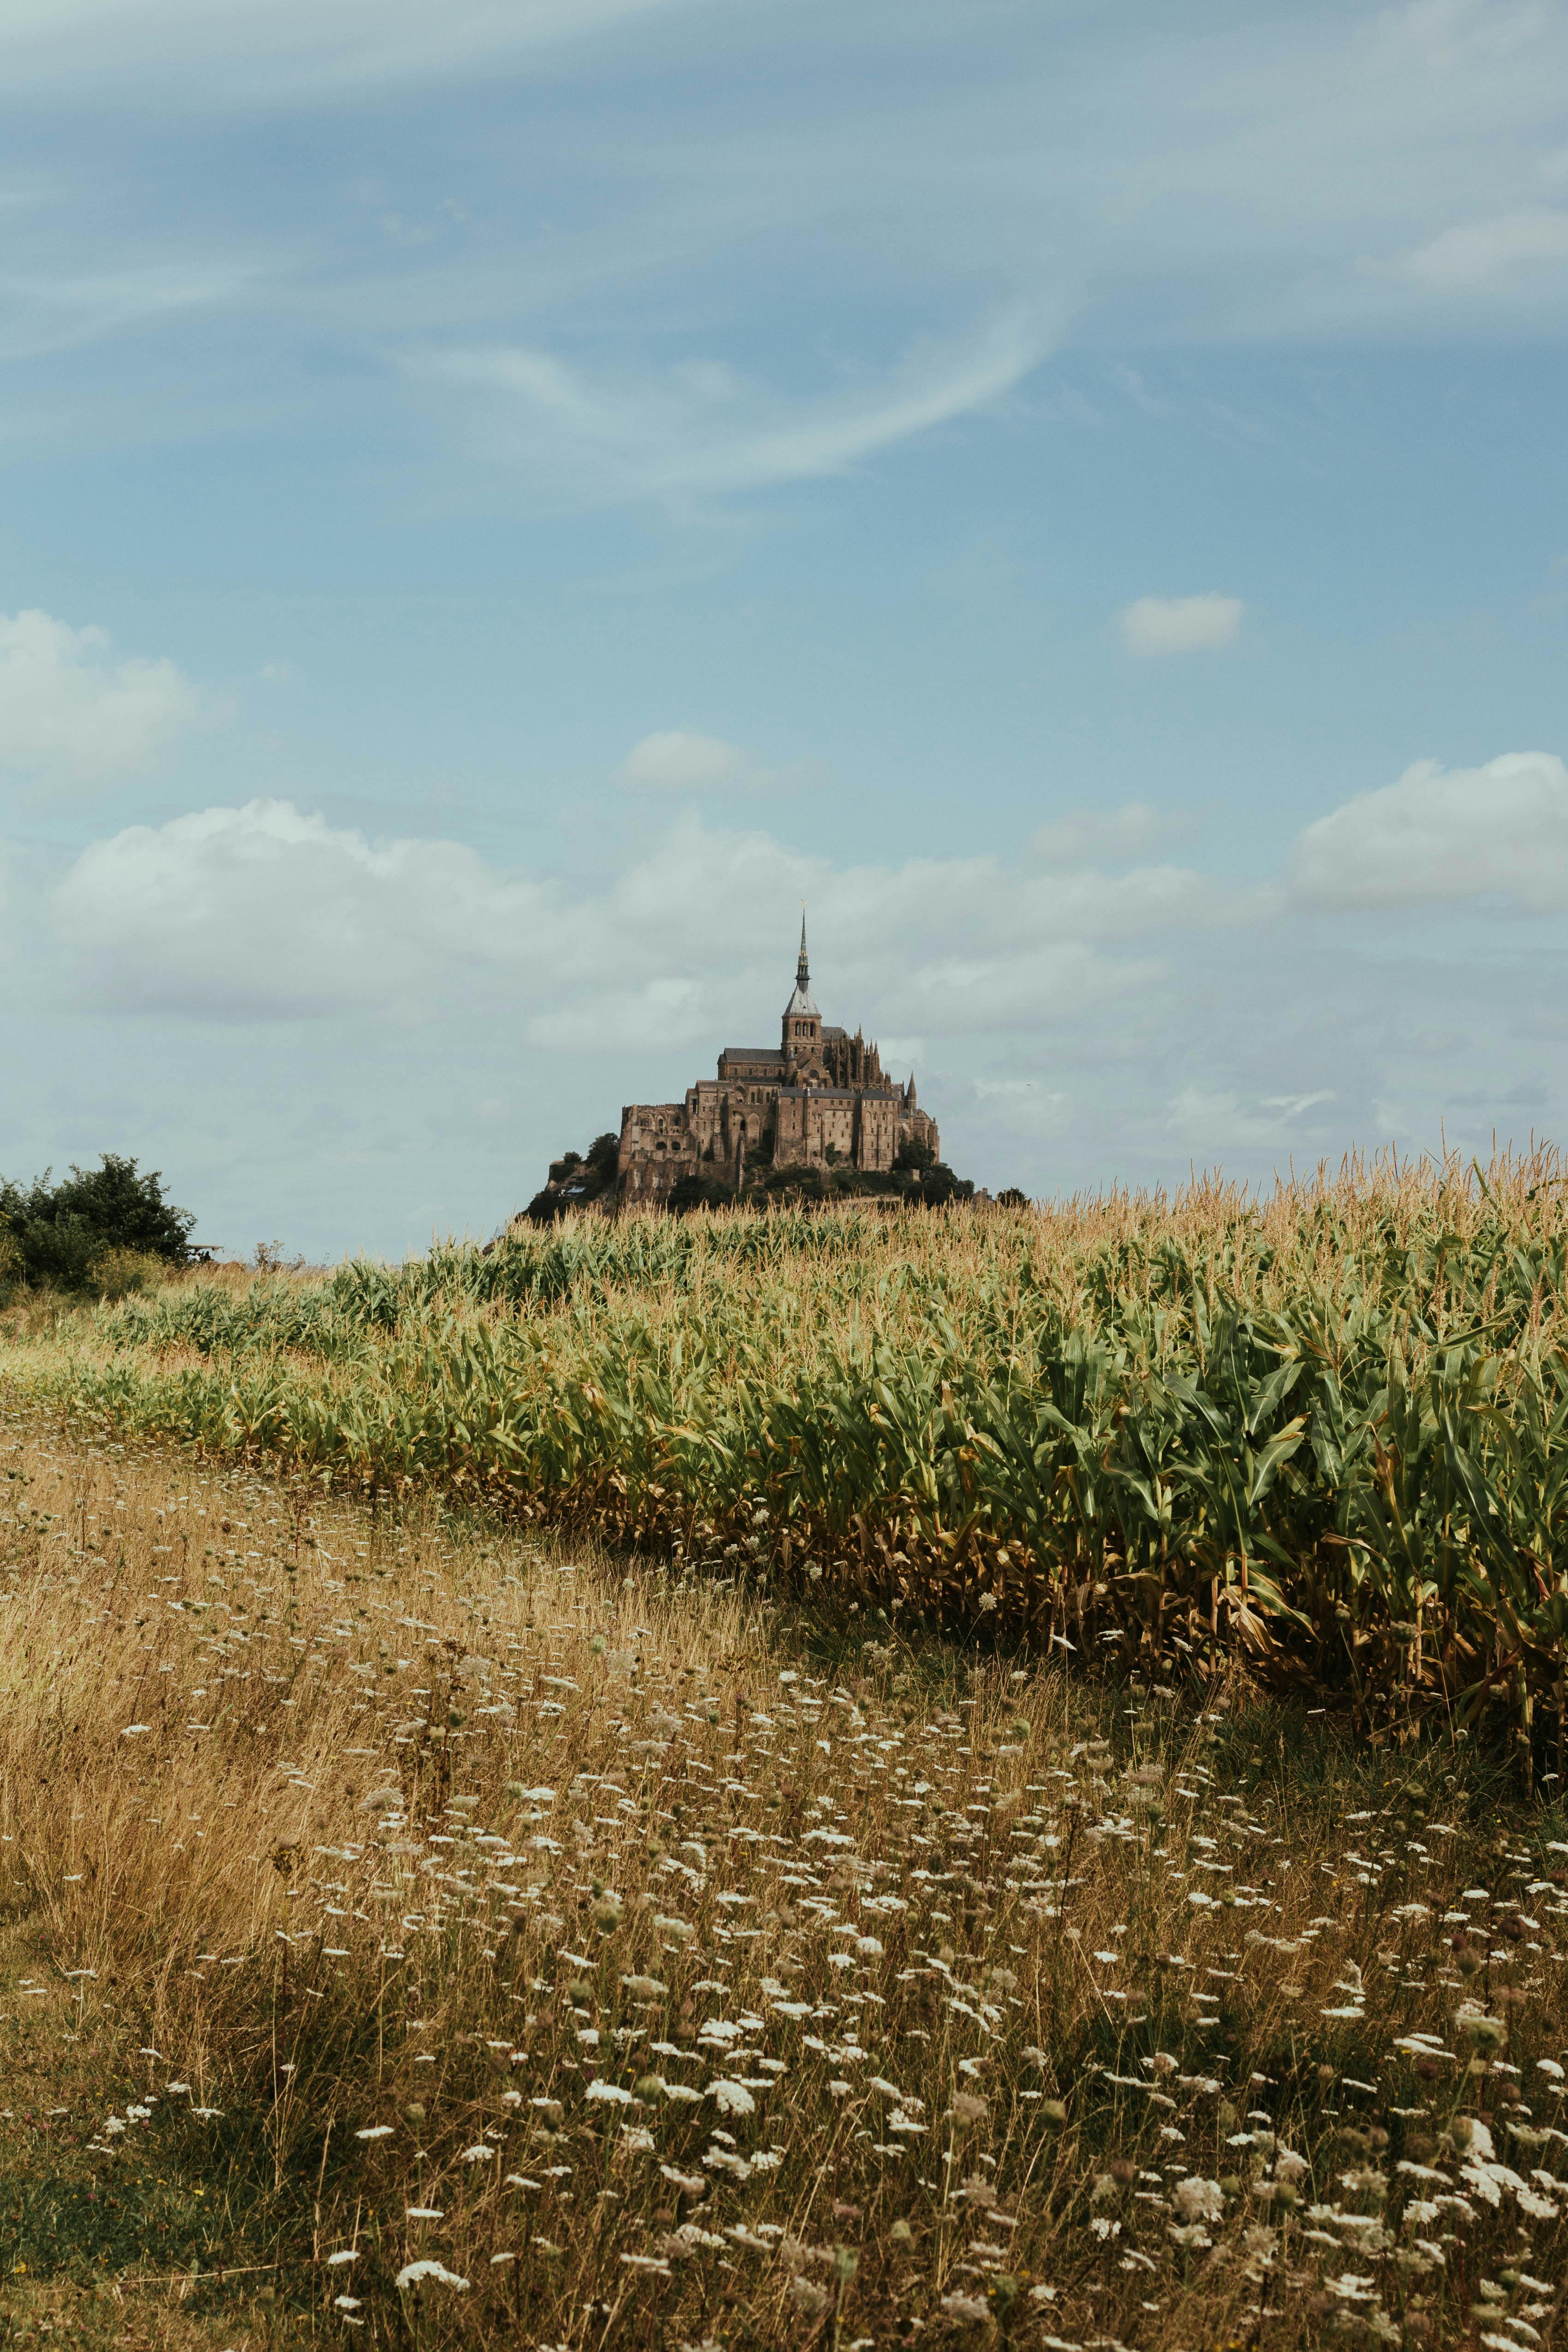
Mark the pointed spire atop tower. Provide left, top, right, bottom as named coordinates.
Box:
left=782, top=903, right=820, bottom=1035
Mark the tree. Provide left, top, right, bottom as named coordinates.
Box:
left=669, top=1172, right=739, bottom=1215
left=893, top=1136, right=936, bottom=1174
left=759, top=1164, right=831, bottom=1206
left=908, top=1160, right=973, bottom=1208
left=0, top=1154, right=195, bottom=1292
left=526, top=1131, right=624, bottom=1223
left=997, top=1186, right=1030, bottom=1210
left=584, top=1132, right=621, bottom=1187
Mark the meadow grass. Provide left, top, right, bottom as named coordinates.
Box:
left=0, top=1403, right=1563, bottom=2350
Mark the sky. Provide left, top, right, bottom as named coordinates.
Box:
left=3, top=0, right=1568, bottom=1259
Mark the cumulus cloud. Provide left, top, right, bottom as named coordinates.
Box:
left=53, top=798, right=547, bottom=1020
left=614, top=729, right=820, bottom=796
left=0, top=609, right=203, bottom=791
left=1288, top=752, right=1568, bottom=914
left=618, top=730, right=748, bottom=792
left=52, top=797, right=1236, bottom=1034
left=1119, top=595, right=1243, bottom=657
left=1029, top=801, right=1194, bottom=866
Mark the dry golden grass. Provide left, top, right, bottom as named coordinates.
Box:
left=0, top=1400, right=1564, bottom=2351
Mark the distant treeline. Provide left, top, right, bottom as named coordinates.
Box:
left=523, top=1130, right=999, bottom=1222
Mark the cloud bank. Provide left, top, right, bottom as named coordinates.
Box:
left=21, top=734, right=1568, bottom=1253
left=51, top=794, right=1229, bottom=1039
left=64, top=746, right=1568, bottom=1062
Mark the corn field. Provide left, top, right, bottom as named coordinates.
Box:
left=17, top=1148, right=1568, bottom=1764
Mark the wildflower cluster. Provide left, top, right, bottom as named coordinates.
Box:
left=0, top=1412, right=1563, bottom=2346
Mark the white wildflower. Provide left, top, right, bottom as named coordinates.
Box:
left=1174, top=2176, right=1225, bottom=2223
left=395, top=2260, right=468, bottom=2291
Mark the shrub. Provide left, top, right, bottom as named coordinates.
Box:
left=0, top=1154, right=195, bottom=1294
left=87, top=1247, right=168, bottom=1302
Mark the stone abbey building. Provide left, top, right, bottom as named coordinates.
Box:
left=618, top=922, right=940, bottom=1208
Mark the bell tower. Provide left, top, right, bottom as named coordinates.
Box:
left=781, top=909, right=821, bottom=1059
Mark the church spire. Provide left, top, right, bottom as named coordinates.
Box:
left=782, top=904, right=820, bottom=1034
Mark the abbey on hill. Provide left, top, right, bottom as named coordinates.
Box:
left=617, top=920, right=941, bottom=1209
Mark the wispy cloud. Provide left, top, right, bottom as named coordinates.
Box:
left=0, top=258, right=260, bottom=366
left=0, top=0, right=1565, bottom=500
left=1365, top=207, right=1568, bottom=294
left=407, top=307, right=1051, bottom=505
left=0, top=0, right=684, bottom=104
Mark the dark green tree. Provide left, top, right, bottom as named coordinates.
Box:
left=668, top=1172, right=740, bottom=1215
left=892, top=1136, right=936, bottom=1174
left=527, top=1132, right=625, bottom=1223
left=0, top=1154, right=195, bottom=1291
left=907, top=1160, right=973, bottom=1208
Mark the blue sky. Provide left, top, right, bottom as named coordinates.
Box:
left=3, top=0, right=1568, bottom=1256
